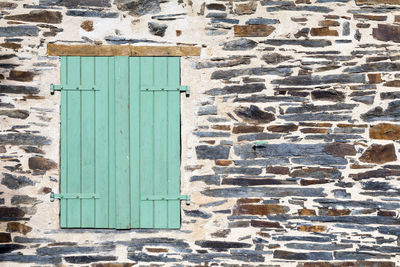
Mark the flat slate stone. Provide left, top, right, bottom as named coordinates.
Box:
left=271, top=74, right=365, bottom=86
left=66, top=10, right=119, bottom=18
left=202, top=187, right=326, bottom=198
left=222, top=38, right=257, bottom=51
left=5, top=11, right=62, bottom=24
left=0, top=26, right=39, bottom=37
left=40, top=0, right=111, bottom=8
left=234, top=25, right=275, bottom=37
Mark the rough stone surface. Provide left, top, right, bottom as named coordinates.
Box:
left=370, top=123, right=400, bottom=140
left=148, top=22, right=167, bottom=37
left=0, top=26, right=39, bottom=37
left=28, top=157, right=57, bottom=171
left=5, top=11, right=62, bottom=24
left=234, top=105, right=275, bottom=124
left=359, top=144, right=397, bottom=164
left=234, top=25, right=275, bottom=37
left=0, top=0, right=400, bottom=266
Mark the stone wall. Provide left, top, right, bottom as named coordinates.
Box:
left=1, top=0, right=400, bottom=266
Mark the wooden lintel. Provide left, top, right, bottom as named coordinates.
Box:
left=47, top=43, right=201, bottom=57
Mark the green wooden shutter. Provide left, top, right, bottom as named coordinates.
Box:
left=59, top=56, right=183, bottom=229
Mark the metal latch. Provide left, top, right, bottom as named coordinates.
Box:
left=50, top=84, right=98, bottom=94
left=180, top=86, right=190, bottom=97
left=141, top=85, right=190, bottom=96
left=50, top=192, right=100, bottom=202
left=141, top=195, right=190, bottom=205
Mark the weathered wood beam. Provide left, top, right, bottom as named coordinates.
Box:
left=47, top=43, right=201, bottom=56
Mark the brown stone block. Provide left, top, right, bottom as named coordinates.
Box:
left=256, top=232, right=271, bottom=238
left=319, top=20, right=340, bottom=27
left=367, top=73, right=382, bottom=84
left=337, top=124, right=368, bottom=128
left=0, top=207, right=25, bottom=220
left=47, top=44, right=201, bottom=57
left=373, top=24, right=400, bottom=42
left=0, top=145, right=6, bottom=153
left=6, top=222, right=32, bottom=235
left=310, top=27, right=339, bottom=36
left=297, top=225, right=327, bottom=232
left=8, top=70, right=34, bottom=82
left=81, top=20, right=94, bottom=32
left=235, top=1, right=258, bottom=15
left=298, top=209, right=316, bottom=216
left=234, top=25, right=275, bottom=37
left=28, top=156, right=57, bottom=170
left=354, top=14, right=387, bottom=21
left=319, top=208, right=351, bottom=216
left=300, top=179, right=333, bottom=186
left=378, top=210, right=396, bottom=216
left=0, top=232, right=11, bottom=243
left=5, top=11, right=62, bottom=24
left=233, top=204, right=289, bottom=216
left=267, top=124, right=298, bottom=133
left=300, top=128, right=328, bottom=134
left=350, top=163, right=374, bottom=169
left=356, top=0, right=400, bottom=4
left=237, top=198, right=262, bottom=204
left=383, top=80, right=400, bottom=87
left=211, top=125, right=231, bottom=131
left=215, top=159, right=232, bottom=166
left=232, top=125, right=264, bottom=134
left=145, top=247, right=168, bottom=252
left=291, top=17, right=307, bottom=22
left=324, top=142, right=357, bottom=157
left=359, top=143, right=397, bottom=164
left=370, top=123, right=400, bottom=140
left=250, top=220, right=282, bottom=228
left=0, top=42, right=21, bottom=50
left=357, top=23, right=371, bottom=28
left=266, top=166, right=290, bottom=175
left=300, top=122, right=332, bottom=127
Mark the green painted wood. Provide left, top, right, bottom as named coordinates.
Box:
left=59, top=56, right=182, bottom=229
left=94, top=57, right=110, bottom=228
left=115, top=56, right=131, bottom=229
left=153, top=57, right=168, bottom=228
left=166, top=57, right=181, bottom=229
left=129, top=57, right=140, bottom=228
left=140, top=57, right=155, bottom=228
left=60, top=56, right=67, bottom=228
left=66, top=56, right=82, bottom=227
left=108, top=57, right=116, bottom=229
left=81, top=57, right=96, bottom=228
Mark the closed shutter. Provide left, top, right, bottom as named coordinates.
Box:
left=59, top=56, right=183, bottom=229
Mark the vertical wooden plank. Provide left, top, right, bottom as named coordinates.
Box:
left=167, top=57, right=181, bottom=229
left=129, top=57, right=140, bottom=228
left=66, top=56, right=82, bottom=228
left=108, top=57, right=116, bottom=229
left=60, top=56, right=68, bottom=228
left=115, top=56, right=131, bottom=229
left=140, top=57, right=155, bottom=228
left=80, top=57, right=95, bottom=227
left=94, top=57, right=109, bottom=228
left=153, top=57, right=168, bottom=228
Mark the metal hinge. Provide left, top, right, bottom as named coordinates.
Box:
left=141, top=86, right=190, bottom=96
left=50, top=84, right=98, bottom=94
left=50, top=192, right=100, bottom=202
left=141, top=195, right=190, bottom=205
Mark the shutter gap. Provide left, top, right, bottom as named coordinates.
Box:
left=93, top=57, right=97, bottom=228
left=80, top=56, right=83, bottom=228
